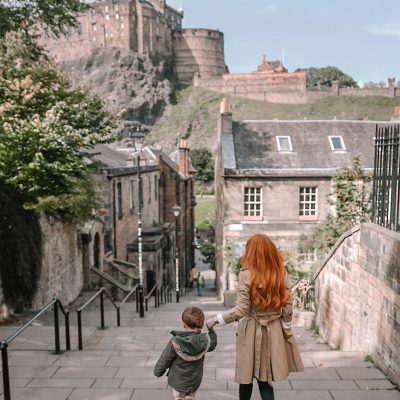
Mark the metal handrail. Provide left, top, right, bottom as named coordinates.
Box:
left=0, top=297, right=70, bottom=400
left=145, top=284, right=157, bottom=311
left=77, top=288, right=119, bottom=350
left=119, top=284, right=139, bottom=307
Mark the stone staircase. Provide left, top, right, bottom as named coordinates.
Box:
left=0, top=288, right=399, bottom=400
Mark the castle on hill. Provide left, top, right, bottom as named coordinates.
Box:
left=39, top=0, right=227, bottom=85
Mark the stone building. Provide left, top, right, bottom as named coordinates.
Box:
left=215, top=99, right=383, bottom=296
left=89, top=141, right=195, bottom=293
left=38, top=0, right=227, bottom=85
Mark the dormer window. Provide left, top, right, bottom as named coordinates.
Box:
left=276, top=136, right=293, bottom=152
left=329, top=136, right=346, bottom=151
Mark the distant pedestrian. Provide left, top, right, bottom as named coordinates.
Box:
left=206, top=233, right=304, bottom=400
left=154, top=306, right=217, bottom=399
left=196, top=272, right=204, bottom=296
left=198, top=273, right=205, bottom=288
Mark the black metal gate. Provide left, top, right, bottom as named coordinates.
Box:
left=372, top=124, right=400, bottom=232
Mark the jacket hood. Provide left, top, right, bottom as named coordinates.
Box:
left=170, top=330, right=208, bottom=356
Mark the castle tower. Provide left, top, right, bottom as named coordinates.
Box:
left=173, top=28, right=226, bottom=85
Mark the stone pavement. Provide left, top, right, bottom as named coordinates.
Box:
left=0, top=285, right=399, bottom=400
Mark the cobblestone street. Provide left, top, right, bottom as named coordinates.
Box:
left=0, top=284, right=399, bottom=400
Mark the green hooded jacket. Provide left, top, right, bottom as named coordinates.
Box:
left=154, top=329, right=217, bottom=394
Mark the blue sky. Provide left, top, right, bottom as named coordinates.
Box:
left=168, top=0, right=400, bottom=85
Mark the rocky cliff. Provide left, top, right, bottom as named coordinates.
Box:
left=60, top=47, right=173, bottom=138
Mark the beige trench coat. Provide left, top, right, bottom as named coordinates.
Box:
left=222, top=269, right=304, bottom=384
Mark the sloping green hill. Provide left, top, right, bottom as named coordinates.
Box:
left=147, top=86, right=398, bottom=152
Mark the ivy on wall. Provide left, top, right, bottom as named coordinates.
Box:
left=0, top=183, right=42, bottom=312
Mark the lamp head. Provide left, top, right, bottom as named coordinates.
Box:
left=130, top=126, right=145, bottom=152
left=172, top=204, right=181, bottom=217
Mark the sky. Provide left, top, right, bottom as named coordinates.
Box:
left=168, top=0, right=400, bottom=86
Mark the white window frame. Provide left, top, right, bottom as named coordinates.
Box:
left=244, top=187, right=263, bottom=219
left=276, top=136, right=293, bottom=152
left=299, top=187, right=318, bottom=220
left=329, top=136, right=346, bottom=151
left=300, top=249, right=317, bottom=263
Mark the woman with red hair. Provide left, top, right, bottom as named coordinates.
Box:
left=206, top=233, right=304, bottom=400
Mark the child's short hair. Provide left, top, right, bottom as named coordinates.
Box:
left=182, top=306, right=205, bottom=329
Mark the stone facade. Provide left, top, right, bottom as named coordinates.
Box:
left=315, top=223, right=400, bottom=387
left=32, top=216, right=85, bottom=309
left=173, top=29, right=226, bottom=85
left=38, top=0, right=183, bottom=62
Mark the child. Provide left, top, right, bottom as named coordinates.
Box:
left=154, top=306, right=217, bottom=399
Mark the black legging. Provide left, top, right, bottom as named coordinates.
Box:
left=239, top=381, right=274, bottom=400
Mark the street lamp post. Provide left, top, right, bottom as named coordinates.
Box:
left=172, top=204, right=181, bottom=303
left=130, top=127, right=145, bottom=318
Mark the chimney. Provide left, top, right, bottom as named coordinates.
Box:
left=220, top=97, right=230, bottom=114
left=179, top=139, right=189, bottom=176
left=393, top=106, right=400, bottom=120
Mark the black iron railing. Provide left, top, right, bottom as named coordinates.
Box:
left=145, top=284, right=157, bottom=311
left=0, top=298, right=70, bottom=400
left=372, top=124, right=400, bottom=232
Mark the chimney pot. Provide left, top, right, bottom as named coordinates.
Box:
left=220, top=98, right=229, bottom=114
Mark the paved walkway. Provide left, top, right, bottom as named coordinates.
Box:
left=0, top=285, right=399, bottom=400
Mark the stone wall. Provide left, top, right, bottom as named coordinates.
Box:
left=173, top=29, right=226, bottom=85
left=315, top=223, right=400, bottom=386
left=33, top=216, right=85, bottom=309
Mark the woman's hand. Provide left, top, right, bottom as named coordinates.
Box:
left=206, top=317, right=217, bottom=330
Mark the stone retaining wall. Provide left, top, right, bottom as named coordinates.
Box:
left=315, top=223, right=400, bottom=386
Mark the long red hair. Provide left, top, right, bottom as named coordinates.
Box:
left=241, top=234, right=289, bottom=311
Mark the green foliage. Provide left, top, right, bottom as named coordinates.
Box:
left=195, top=197, right=216, bottom=228
left=223, top=243, right=241, bottom=276
left=191, top=148, right=214, bottom=182
left=296, top=66, right=358, bottom=88
left=198, top=215, right=216, bottom=270
left=0, top=0, right=89, bottom=38
left=0, top=182, right=42, bottom=311
left=313, top=157, right=371, bottom=252
left=0, top=32, right=115, bottom=221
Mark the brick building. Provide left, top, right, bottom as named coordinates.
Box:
left=215, top=99, right=385, bottom=296
left=89, top=141, right=195, bottom=293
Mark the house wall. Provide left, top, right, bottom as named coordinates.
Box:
left=315, top=223, right=400, bottom=387
left=218, top=176, right=332, bottom=291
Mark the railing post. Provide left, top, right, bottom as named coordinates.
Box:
left=139, top=286, right=145, bottom=318
left=155, top=289, right=158, bottom=308
left=136, top=287, right=139, bottom=313
left=145, top=298, right=148, bottom=311
left=100, top=289, right=105, bottom=329
left=65, top=310, right=71, bottom=351
left=53, top=300, right=61, bottom=354
left=1, top=342, right=11, bottom=400
left=77, top=310, right=83, bottom=350
left=117, top=307, right=121, bottom=327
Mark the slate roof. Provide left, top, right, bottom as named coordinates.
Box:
left=224, top=120, right=395, bottom=176
left=86, top=144, right=129, bottom=168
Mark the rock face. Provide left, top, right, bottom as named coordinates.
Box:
left=60, top=47, right=173, bottom=137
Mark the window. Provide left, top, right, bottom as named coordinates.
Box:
left=92, top=23, right=97, bottom=31
left=117, top=182, right=123, bottom=219
left=299, top=187, right=317, bottom=217
left=105, top=14, right=110, bottom=21
left=276, top=136, right=293, bottom=152
left=129, top=180, right=134, bottom=211
left=154, top=176, right=158, bottom=200
left=329, top=136, right=346, bottom=151
left=120, top=23, right=124, bottom=29
left=244, top=187, right=262, bottom=217
left=300, top=249, right=317, bottom=263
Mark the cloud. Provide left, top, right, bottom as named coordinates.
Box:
left=364, top=23, right=400, bottom=38
left=265, top=4, right=278, bottom=16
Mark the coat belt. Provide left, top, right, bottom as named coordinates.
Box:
left=250, top=311, right=281, bottom=381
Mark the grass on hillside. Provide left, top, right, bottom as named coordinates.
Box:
left=195, top=197, right=215, bottom=228
left=147, top=86, right=399, bottom=153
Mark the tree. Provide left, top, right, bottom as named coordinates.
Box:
left=0, top=0, right=89, bottom=38
left=0, top=32, right=115, bottom=220
left=198, top=216, right=216, bottom=270
left=296, top=66, right=358, bottom=88
left=313, top=157, right=371, bottom=252
left=191, top=148, right=214, bottom=183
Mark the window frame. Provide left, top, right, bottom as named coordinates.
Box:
left=129, top=179, right=134, bottom=212
left=299, top=186, right=318, bottom=221
left=243, top=187, right=263, bottom=220
left=328, top=136, right=346, bottom=151
left=276, top=136, right=293, bottom=152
